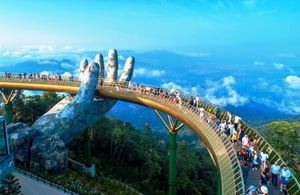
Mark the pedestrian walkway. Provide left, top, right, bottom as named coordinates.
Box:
left=13, top=171, right=71, bottom=195
left=233, top=143, right=282, bottom=195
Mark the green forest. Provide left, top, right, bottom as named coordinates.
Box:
left=260, top=120, right=300, bottom=180
left=68, top=118, right=218, bottom=194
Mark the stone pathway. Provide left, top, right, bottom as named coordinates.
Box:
left=13, top=171, right=71, bottom=195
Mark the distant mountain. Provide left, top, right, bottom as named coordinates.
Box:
left=225, top=100, right=289, bottom=121
left=0, top=49, right=299, bottom=131
left=107, top=100, right=291, bottom=133
left=107, top=101, right=166, bottom=133
left=2, top=59, right=76, bottom=74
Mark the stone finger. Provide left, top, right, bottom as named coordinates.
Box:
left=106, top=49, right=118, bottom=81
left=119, top=56, right=135, bottom=82
left=94, top=54, right=104, bottom=78
left=79, top=59, right=88, bottom=81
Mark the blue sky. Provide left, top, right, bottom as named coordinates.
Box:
left=0, top=0, right=300, bottom=55
left=0, top=0, right=299, bottom=116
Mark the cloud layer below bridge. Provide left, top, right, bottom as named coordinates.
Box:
left=0, top=46, right=300, bottom=116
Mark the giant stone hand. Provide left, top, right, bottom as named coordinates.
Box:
left=9, top=49, right=135, bottom=172
left=32, top=49, right=134, bottom=142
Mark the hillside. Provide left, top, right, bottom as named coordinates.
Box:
left=68, top=117, right=218, bottom=195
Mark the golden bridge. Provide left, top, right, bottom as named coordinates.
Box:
left=0, top=76, right=299, bottom=195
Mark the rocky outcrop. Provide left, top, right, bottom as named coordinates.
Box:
left=30, top=134, right=68, bottom=173
left=8, top=123, right=68, bottom=173
left=8, top=123, right=35, bottom=164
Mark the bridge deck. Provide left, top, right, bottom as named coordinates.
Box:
left=0, top=76, right=299, bottom=195
left=232, top=143, right=282, bottom=195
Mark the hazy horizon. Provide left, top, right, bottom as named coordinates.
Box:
left=0, top=1, right=299, bottom=116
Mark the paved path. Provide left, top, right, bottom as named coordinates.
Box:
left=13, top=171, right=70, bottom=195
left=246, top=168, right=281, bottom=195
left=233, top=143, right=282, bottom=195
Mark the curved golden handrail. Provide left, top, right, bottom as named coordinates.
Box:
left=188, top=90, right=300, bottom=195
left=0, top=75, right=245, bottom=194
left=2, top=73, right=299, bottom=194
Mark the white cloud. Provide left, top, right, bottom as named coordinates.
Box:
left=23, top=54, right=31, bottom=58
left=134, top=68, right=165, bottom=78
left=254, top=61, right=264, bottom=66
left=62, top=45, right=73, bottom=50
left=38, top=59, right=59, bottom=65
left=2, top=51, right=10, bottom=56
left=61, top=72, right=72, bottom=78
left=256, top=97, right=300, bottom=115
left=151, top=70, right=165, bottom=77
left=161, top=82, right=201, bottom=96
left=257, top=75, right=300, bottom=114
left=273, top=63, right=284, bottom=70
left=254, top=76, right=300, bottom=114
left=61, top=62, right=74, bottom=69
left=161, top=76, right=247, bottom=107
left=205, top=76, right=248, bottom=107
left=285, top=75, right=300, bottom=89
left=134, top=68, right=146, bottom=76
left=223, top=75, right=235, bottom=85
left=38, top=45, right=56, bottom=53
left=1, top=50, right=23, bottom=57
left=40, top=71, right=50, bottom=75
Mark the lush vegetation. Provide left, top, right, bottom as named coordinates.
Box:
left=0, top=91, right=64, bottom=125
left=68, top=118, right=218, bottom=195
left=261, top=120, right=300, bottom=180
left=17, top=163, right=143, bottom=195
left=0, top=174, right=22, bottom=195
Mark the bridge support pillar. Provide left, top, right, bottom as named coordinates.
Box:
left=4, top=103, right=13, bottom=125
left=168, top=132, right=177, bottom=195
left=154, top=109, right=184, bottom=195
left=0, top=89, right=18, bottom=124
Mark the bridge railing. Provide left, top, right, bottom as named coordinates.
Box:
left=97, top=78, right=298, bottom=195
left=191, top=98, right=300, bottom=195
left=0, top=74, right=246, bottom=194
left=2, top=74, right=300, bottom=194
left=98, top=81, right=245, bottom=195
left=0, top=74, right=80, bottom=87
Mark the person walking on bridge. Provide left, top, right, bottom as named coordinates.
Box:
left=194, top=95, right=200, bottom=107
left=271, top=161, right=280, bottom=187
left=242, top=134, right=249, bottom=147
left=280, top=165, right=291, bottom=192
left=234, top=115, right=241, bottom=130
left=227, top=111, right=232, bottom=123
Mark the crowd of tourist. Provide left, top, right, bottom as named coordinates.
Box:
left=3, top=72, right=74, bottom=82
left=150, top=89, right=293, bottom=195
left=215, top=112, right=291, bottom=195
